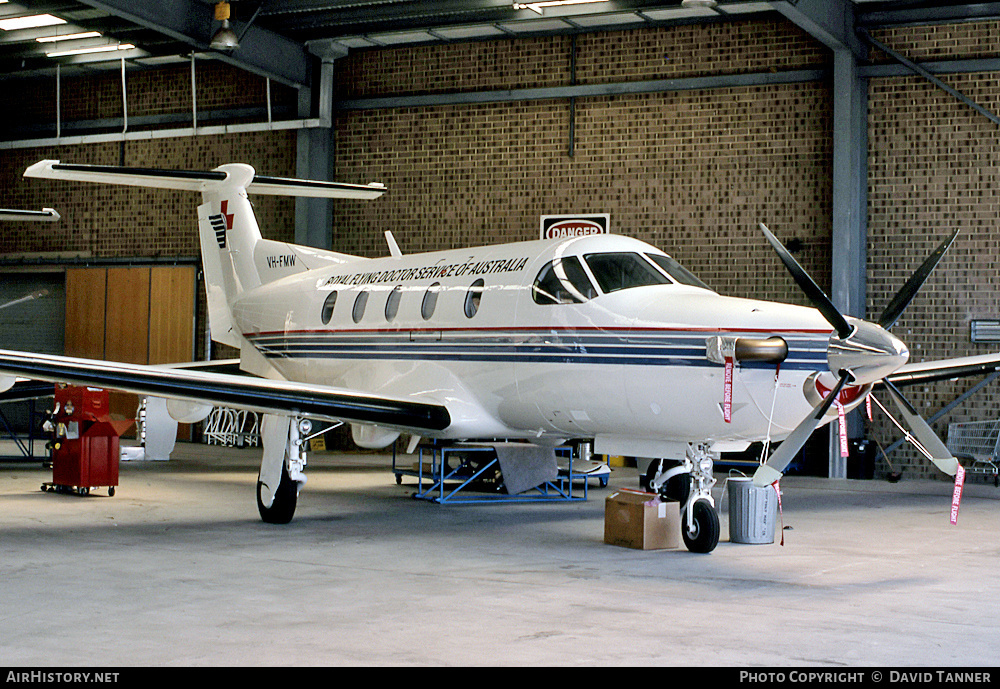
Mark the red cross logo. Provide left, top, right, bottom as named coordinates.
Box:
left=220, top=200, right=234, bottom=229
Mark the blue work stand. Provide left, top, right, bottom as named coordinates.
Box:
left=392, top=443, right=597, bottom=505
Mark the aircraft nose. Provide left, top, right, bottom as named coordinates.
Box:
left=827, top=319, right=909, bottom=385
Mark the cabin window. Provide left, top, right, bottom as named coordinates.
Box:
left=385, top=285, right=402, bottom=322
left=321, top=291, right=338, bottom=325
left=644, top=253, right=712, bottom=291
left=421, top=282, right=442, bottom=320
left=584, top=252, right=670, bottom=294
left=352, top=291, right=369, bottom=323
left=464, top=279, right=485, bottom=318
left=532, top=256, right=596, bottom=305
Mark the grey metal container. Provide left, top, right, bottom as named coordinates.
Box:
left=728, top=476, right=778, bottom=544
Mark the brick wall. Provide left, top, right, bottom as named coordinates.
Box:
left=335, top=35, right=572, bottom=97
left=334, top=19, right=828, bottom=98
left=866, top=22, right=1000, bottom=480
left=0, top=61, right=297, bottom=133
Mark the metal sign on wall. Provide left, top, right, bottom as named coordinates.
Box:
left=540, top=214, right=611, bottom=240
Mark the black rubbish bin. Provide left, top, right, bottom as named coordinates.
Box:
left=847, top=439, right=876, bottom=480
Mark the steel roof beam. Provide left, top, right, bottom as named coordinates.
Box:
left=72, top=0, right=312, bottom=88
left=769, top=0, right=864, bottom=57
left=858, top=2, right=1000, bottom=28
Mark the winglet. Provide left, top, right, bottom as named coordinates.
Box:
left=385, top=231, right=402, bottom=258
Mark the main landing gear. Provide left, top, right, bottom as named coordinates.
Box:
left=648, top=443, right=720, bottom=554
left=256, top=416, right=344, bottom=524
left=257, top=415, right=310, bottom=524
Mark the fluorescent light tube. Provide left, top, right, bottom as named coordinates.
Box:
left=0, top=14, right=66, bottom=31
left=47, top=43, right=135, bottom=57
left=514, top=1, right=607, bottom=14
left=36, top=31, right=102, bottom=43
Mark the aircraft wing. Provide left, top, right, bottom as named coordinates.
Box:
left=0, top=349, right=451, bottom=433
left=0, top=378, right=55, bottom=402
left=885, top=352, right=1000, bottom=386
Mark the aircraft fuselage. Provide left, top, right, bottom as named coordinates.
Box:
left=231, top=234, right=844, bottom=458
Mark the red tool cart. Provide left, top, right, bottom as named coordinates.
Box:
left=42, top=386, right=133, bottom=497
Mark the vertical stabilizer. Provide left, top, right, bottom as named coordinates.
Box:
left=197, top=164, right=262, bottom=348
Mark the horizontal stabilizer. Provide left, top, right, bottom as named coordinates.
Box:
left=251, top=173, right=386, bottom=199
left=24, top=160, right=386, bottom=199
left=0, top=208, right=60, bottom=222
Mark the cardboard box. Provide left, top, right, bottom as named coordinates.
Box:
left=604, top=489, right=680, bottom=550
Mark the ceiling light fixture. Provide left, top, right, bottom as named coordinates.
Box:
left=210, top=2, right=239, bottom=50
left=36, top=31, right=102, bottom=43
left=0, top=14, right=66, bottom=31
left=681, top=0, right=718, bottom=7
left=513, top=0, right=607, bottom=15
left=46, top=43, right=134, bottom=58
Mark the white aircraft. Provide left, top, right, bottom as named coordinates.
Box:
left=1, top=159, right=996, bottom=553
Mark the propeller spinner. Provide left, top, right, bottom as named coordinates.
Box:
left=752, top=224, right=961, bottom=487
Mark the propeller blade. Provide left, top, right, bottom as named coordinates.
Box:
left=881, top=379, right=960, bottom=476
left=753, top=372, right=852, bottom=486
left=759, top=223, right=853, bottom=339
left=878, top=229, right=960, bottom=330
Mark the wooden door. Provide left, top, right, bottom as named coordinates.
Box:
left=64, top=265, right=197, bottom=439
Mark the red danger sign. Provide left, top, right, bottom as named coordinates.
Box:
left=540, top=214, right=610, bottom=239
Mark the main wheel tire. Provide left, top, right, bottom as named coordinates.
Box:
left=682, top=500, right=720, bottom=554
left=257, top=463, right=298, bottom=524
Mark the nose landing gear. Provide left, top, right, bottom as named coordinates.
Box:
left=648, top=443, right=720, bottom=554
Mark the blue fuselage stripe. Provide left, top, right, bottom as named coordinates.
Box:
left=246, top=330, right=829, bottom=371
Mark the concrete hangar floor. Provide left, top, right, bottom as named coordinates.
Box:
left=0, top=441, right=996, bottom=668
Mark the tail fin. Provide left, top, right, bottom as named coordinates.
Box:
left=24, top=160, right=386, bottom=349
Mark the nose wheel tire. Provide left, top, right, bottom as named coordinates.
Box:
left=683, top=500, right=720, bottom=554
